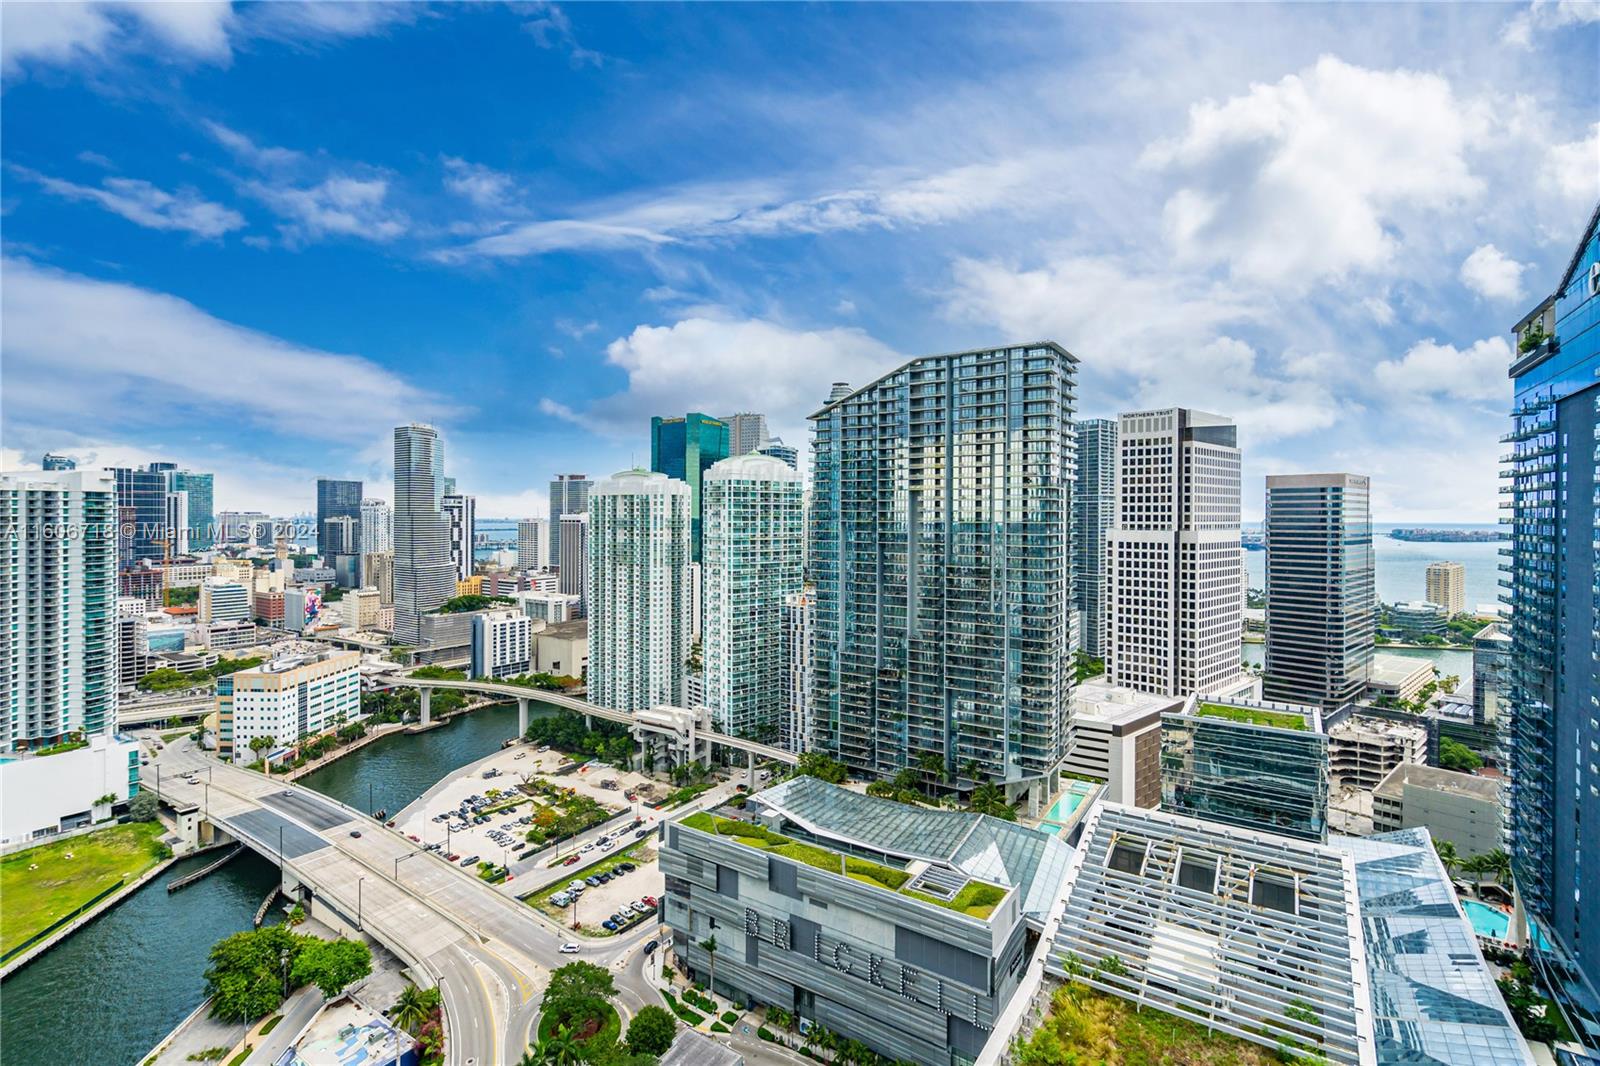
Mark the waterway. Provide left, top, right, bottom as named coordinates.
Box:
left=2, top=699, right=555, bottom=1066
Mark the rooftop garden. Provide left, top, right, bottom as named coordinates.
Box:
left=432, top=594, right=515, bottom=615
left=681, top=812, right=1005, bottom=918
left=1195, top=702, right=1308, bottom=731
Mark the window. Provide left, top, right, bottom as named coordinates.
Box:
left=1250, top=871, right=1298, bottom=915
left=1176, top=853, right=1219, bottom=894
left=1107, top=839, right=1148, bottom=876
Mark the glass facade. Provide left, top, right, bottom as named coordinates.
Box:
left=392, top=426, right=453, bottom=646
left=808, top=343, right=1077, bottom=786
left=1160, top=702, right=1329, bottom=841
left=651, top=412, right=730, bottom=562
left=316, top=478, right=363, bottom=559
left=169, top=471, right=214, bottom=551
left=1072, top=418, right=1116, bottom=657
left=110, top=465, right=166, bottom=568
left=1504, top=203, right=1600, bottom=1045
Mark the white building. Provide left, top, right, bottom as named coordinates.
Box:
left=780, top=589, right=815, bottom=753
left=516, top=517, right=550, bottom=571
left=199, top=577, right=251, bottom=624
left=516, top=589, right=582, bottom=624
left=0, top=734, right=142, bottom=845
left=702, top=454, right=803, bottom=743
left=471, top=609, right=531, bottom=679
left=534, top=619, right=588, bottom=679
left=1105, top=408, right=1247, bottom=698
left=442, top=492, right=476, bottom=583
left=219, top=649, right=361, bottom=762
left=360, top=498, right=393, bottom=555
left=1064, top=678, right=1181, bottom=807
left=1, top=469, right=119, bottom=751
left=588, top=470, right=691, bottom=712
left=1372, top=763, right=1504, bottom=858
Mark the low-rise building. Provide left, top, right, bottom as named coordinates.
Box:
left=1064, top=679, right=1176, bottom=807
left=198, top=620, right=259, bottom=651
left=1384, top=601, right=1447, bottom=639
left=470, top=609, right=531, bottom=679
left=1371, top=763, right=1503, bottom=859
left=217, top=649, right=360, bottom=762
left=0, top=733, right=142, bottom=845
left=1327, top=713, right=1428, bottom=790
left=1365, top=652, right=1435, bottom=704
left=662, top=776, right=1071, bottom=1066
left=199, top=577, right=251, bottom=624
left=455, top=575, right=484, bottom=597
left=253, top=589, right=285, bottom=625
left=516, top=589, right=582, bottom=625
left=534, top=619, right=587, bottom=678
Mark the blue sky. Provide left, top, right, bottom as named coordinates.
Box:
left=2, top=1, right=1596, bottom=521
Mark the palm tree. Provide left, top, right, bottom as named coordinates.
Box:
left=699, top=935, right=718, bottom=997
left=1459, top=854, right=1488, bottom=884
left=393, top=984, right=430, bottom=1033
left=524, top=1025, right=581, bottom=1066
left=916, top=751, right=945, bottom=798
left=249, top=734, right=276, bottom=776
left=1434, top=839, right=1461, bottom=880
left=191, top=722, right=209, bottom=746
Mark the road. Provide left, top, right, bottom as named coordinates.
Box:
left=149, top=742, right=667, bottom=1066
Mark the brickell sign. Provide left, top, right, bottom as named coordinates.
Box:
left=743, top=906, right=990, bottom=1030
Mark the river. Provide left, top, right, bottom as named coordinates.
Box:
left=1, top=699, right=548, bottom=1066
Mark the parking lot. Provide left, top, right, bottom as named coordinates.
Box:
left=528, top=839, right=666, bottom=937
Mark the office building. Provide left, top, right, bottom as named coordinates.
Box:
left=1371, top=763, right=1503, bottom=859
left=360, top=498, right=392, bottom=556
left=1, top=469, right=119, bottom=750
left=1470, top=622, right=1511, bottom=759
left=341, top=586, right=380, bottom=631
left=281, top=586, right=325, bottom=632
left=1161, top=695, right=1329, bottom=841
left=111, top=464, right=168, bottom=568
left=116, top=597, right=156, bottom=690
left=217, top=649, right=360, bottom=763
left=662, top=776, right=1071, bottom=1066
left=558, top=513, right=588, bottom=602
left=809, top=343, right=1077, bottom=791
left=547, top=474, right=592, bottom=559
left=315, top=478, right=363, bottom=561
left=0, top=733, right=142, bottom=845
left=587, top=470, right=692, bottom=713
left=163, top=485, right=188, bottom=557
left=392, top=425, right=455, bottom=646
left=470, top=610, right=531, bottom=680
left=1063, top=679, right=1177, bottom=807
left=516, top=589, right=582, bottom=625
left=1263, top=473, right=1375, bottom=709
left=779, top=589, right=814, bottom=754
left=253, top=590, right=284, bottom=626
left=651, top=412, right=730, bottom=562
left=41, top=453, right=76, bottom=471
left=1424, top=561, right=1466, bottom=616
left=516, top=517, right=550, bottom=571
left=1365, top=652, right=1436, bottom=704
left=218, top=510, right=270, bottom=545
left=442, top=492, right=476, bottom=582
left=1385, top=601, right=1447, bottom=638
left=722, top=411, right=770, bottom=455
left=362, top=551, right=394, bottom=605
left=1505, top=205, right=1600, bottom=1045
left=322, top=513, right=360, bottom=587
left=700, top=454, right=804, bottom=742
left=757, top=436, right=799, bottom=470
left=198, top=577, right=250, bottom=624
left=1072, top=418, right=1117, bottom=658
left=1105, top=408, right=1246, bottom=699
left=1326, top=713, right=1427, bottom=791
left=166, top=469, right=214, bottom=551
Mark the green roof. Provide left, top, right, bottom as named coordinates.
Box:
left=1194, top=702, right=1308, bottom=731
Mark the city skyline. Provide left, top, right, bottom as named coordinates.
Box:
left=3, top=4, right=1596, bottom=522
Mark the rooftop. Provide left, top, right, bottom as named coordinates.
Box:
left=1368, top=653, right=1436, bottom=686
left=539, top=619, right=588, bottom=639
left=1182, top=697, right=1319, bottom=733
left=1072, top=678, right=1184, bottom=728
left=1372, top=763, right=1502, bottom=803
left=1328, top=714, right=1428, bottom=742
left=660, top=1029, right=743, bottom=1066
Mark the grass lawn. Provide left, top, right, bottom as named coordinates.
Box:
left=523, top=840, right=653, bottom=932
left=1013, top=981, right=1283, bottom=1065
left=1, top=821, right=169, bottom=955
left=1195, top=702, right=1308, bottom=731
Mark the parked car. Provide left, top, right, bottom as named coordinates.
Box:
left=601, top=920, right=617, bottom=931
left=568, top=880, right=586, bottom=892
left=349, top=830, right=362, bottom=838
left=459, top=855, right=480, bottom=867
left=560, top=943, right=580, bottom=953
left=642, top=895, right=657, bottom=907
left=407, top=834, right=420, bottom=842
left=446, top=853, right=460, bottom=862
left=617, top=862, right=636, bottom=872
left=597, top=872, right=612, bottom=884
left=634, top=827, right=651, bottom=839
left=585, top=876, right=601, bottom=887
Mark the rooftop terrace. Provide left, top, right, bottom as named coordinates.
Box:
left=1192, top=700, right=1313, bottom=731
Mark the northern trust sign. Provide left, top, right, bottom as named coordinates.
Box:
left=742, top=904, right=992, bottom=1030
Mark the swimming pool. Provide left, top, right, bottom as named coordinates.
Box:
left=1462, top=899, right=1551, bottom=949
left=1043, top=781, right=1098, bottom=824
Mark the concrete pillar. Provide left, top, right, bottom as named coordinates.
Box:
left=420, top=687, right=432, bottom=727
left=584, top=713, right=593, bottom=730
left=517, top=697, right=529, bottom=739
left=747, top=748, right=756, bottom=789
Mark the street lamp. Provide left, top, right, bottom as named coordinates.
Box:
left=395, top=852, right=416, bottom=881
left=357, top=876, right=365, bottom=931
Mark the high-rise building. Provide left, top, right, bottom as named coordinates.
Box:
left=362, top=551, right=394, bottom=606
left=587, top=470, right=692, bottom=713
left=218, top=510, right=270, bottom=545
left=1471, top=621, right=1512, bottom=760
left=163, top=487, right=190, bottom=556
left=1, top=469, right=119, bottom=750
left=360, top=498, right=392, bottom=556
left=442, top=493, right=476, bottom=582
left=111, top=464, right=168, bottom=568
left=1424, top=561, right=1466, bottom=616
left=1504, top=204, right=1600, bottom=1044
left=41, top=453, right=76, bottom=471
left=756, top=436, right=799, bottom=469
left=392, top=425, right=454, bottom=646
left=199, top=577, right=250, bottom=624
left=470, top=610, right=531, bottom=680
left=779, top=589, right=815, bottom=753
left=315, top=478, right=363, bottom=560
left=702, top=454, right=804, bottom=743
left=1262, top=473, right=1375, bottom=710
left=1105, top=408, right=1245, bottom=698
left=217, top=649, right=360, bottom=763
left=322, top=514, right=360, bottom=587
left=547, top=474, right=592, bottom=560
left=516, top=517, right=550, bottom=571
left=722, top=411, right=769, bottom=456
left=650, top=412, right=729, bottom=562
left=167, top=470, right=214, bottom=551
left=809, top=342, right=1077, bottom=790
left=558, top=513, right=588, bottom=603
left=1073, top=418, right=1117, bottom=658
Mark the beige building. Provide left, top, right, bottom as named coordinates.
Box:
left=1328, top=713, right=1428, bottom=790
left=1064, top=679, right=1177, bottom=807
left=1365, top=652, right=1435, bottom=704
left=217, top=648, right=361, bottom=762
left=363, top=551, right=394, bottom=605
left=344, top=587, right=380, bottom=630
left=1424, top=561, right=1466, bottom=616
left=534, top=619, right=588, bottom=679
left=1372, top=763, right=1503, bottom=858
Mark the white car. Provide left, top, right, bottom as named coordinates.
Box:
left=560, top=943, right=580, bottom=954
left=568, top=880, right=586, bottom=892
left=600, top=840, right=615, bottom=851
left=581, top=842, right=594, bottom=852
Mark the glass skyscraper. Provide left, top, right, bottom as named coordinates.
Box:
left=110, top=464, right=167, bottom=568
left=1072, top=418, right=1116, bottom=657
left=1262, top=473, right=1374, bottom=709
left=650, top=412, right=729, bottom=562
left=808, top=342, right=1077, bottom=789
left=392, top=425, right=453, bottom=647
left=702, top=453, right=803, bottom=743
left=168, top=470, right=214, bottom=551
left=316, top=478, right=363, bottom=559
left=1504, top=202, right=1600, bottom=1046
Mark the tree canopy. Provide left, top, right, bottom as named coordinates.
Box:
left=624, top=1005, right=676, bottom=1055
left=291, top=936, right=372, bottom=999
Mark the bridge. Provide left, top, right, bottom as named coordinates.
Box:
left=147, top=746, right=658, bottom=1066
left=381, top=673, right=800, bottom=769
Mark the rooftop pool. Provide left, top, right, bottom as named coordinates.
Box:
left=1462, top=898, right=1551, bottom=949
left=1042, top=780, right=1099, bottom=825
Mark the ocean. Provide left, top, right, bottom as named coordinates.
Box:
left=1243, top=523, right=1502, bottom=610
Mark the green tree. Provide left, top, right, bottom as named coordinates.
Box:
left=699, top=935, right=719, bottom=997
left=1439, top=737, right=1483, bottom=773
left=528, top=1025, right=582, bottom=1065
left=392, top=984, right=431, bottom=1033
left=968, top=782, right=1016, bottom=821
left=203, top=926, right=303, bottom=1022
left=624, top=1004, right=677, bottom=1055
left=129, top=790, right=162, bottom=822
left=916, top=751, right=946, bottom=797
left=794, top=751, right=847, bottom=784
left=248, top=734, right=276, bottom=775
left=291, top=937, right=372, bottom=999
left=1434, top=838, right=1461, bottom=880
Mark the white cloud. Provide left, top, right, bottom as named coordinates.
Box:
left=541, top=316, right=903, bottom=451
left=203, top=121, right=305, bottom=171
left=1542, top=122, right=1600, bottom=205
left=521, top=3, right=605, bottom=68
left=1373, top=337, right=1512, bottom=405
left=1459, top=244, right=1528, bottom=301
left=442, top=157, right=515, bottom=209
left=0, top=257, right=445, bottom=443
left=435, top=153, right=1070, bottom=262
left=243, top=175, right=408, bottom=246
left=1144, top=56, right=1488, bottom=284
left=1503, top=0, right=1600, bottom=47
left=12, top=166, right=245, bottom=239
